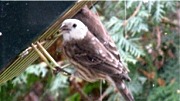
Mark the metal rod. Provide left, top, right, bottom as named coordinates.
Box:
left=31, top=43, right=55, bottom=70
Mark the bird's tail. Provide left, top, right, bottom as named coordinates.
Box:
left=115, top=80, right=134, bottom=101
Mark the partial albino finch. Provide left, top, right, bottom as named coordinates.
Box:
left=60, top=18, right=134, bottom=101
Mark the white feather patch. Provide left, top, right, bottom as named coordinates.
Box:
left=121, top=83, right=126, bottom=89
left=109, top=42, right=116, bottom=47
left=62, top=19, right=88, bottom=41
left=99, top=49, right=103, bottom=54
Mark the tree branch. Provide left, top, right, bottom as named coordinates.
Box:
left=71, top=77, right=91, bottom=101
left=123, top=1, right=142, bottom=26
left=156, top=26, right=161, bottom=49
left=161, top=17, right=179, bottom=27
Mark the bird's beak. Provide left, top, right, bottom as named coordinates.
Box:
left=60, top=24, right=70, bottom=31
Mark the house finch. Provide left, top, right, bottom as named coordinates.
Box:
left=60, top=19, right=134, bottom=101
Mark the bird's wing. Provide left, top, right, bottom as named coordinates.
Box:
left=63, top=31, right=130, bottom=81
left=73, top=6, right=129, bottom=72
left=73, top=6, right=119, bottom=58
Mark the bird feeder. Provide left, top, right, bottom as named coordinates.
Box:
left=0, top=1, right=96, bottom=85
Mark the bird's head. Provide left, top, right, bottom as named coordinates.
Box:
left=60, top=19, right=88, bottom=41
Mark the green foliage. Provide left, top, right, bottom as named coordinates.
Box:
left=12, top=62, right=48, bottom=85
left=101, top=1, right=152, bottom=64
left=152, top=1, right=165, bottom=23
left=67, top=81, right=101, bottom=101
left=97, top=1, right=179, bottom=101
left=66, top=93, right=81, bottom=101
left=108, top=93, right=120, bottom=101
left=148, top=82, right=179, bottom=101
left=0, top=63, right=72, bottom=101
left=105, top=16, right=145, bottom=64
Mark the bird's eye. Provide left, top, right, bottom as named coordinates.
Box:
left=72, top=24, right=77, bottom=28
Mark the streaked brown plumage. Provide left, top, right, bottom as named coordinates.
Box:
left=61, top=6, right=134, bottom=101
left=63, top=30, right=128, bottom=82
left=73, top=6, right=121, bottom=62
left=73, top=6, right=134, bottom=101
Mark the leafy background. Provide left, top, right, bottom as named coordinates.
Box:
left=0, top=1, right=179, bottom=101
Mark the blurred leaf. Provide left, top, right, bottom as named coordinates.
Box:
left=12, top=62, right=48, bottom=85
left=108, top=93, right=120, bottom=101
left=152, top=1, right=165, bottom=23
left=147, top=82, right=179, bottom=101
left=50, top=73, right=68, bottom=92
left=66, top=93, right=80, bottom=101
left=157, top=78, right=165, bottom=86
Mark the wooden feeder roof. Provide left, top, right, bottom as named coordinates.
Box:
left=0, top=1, right=96, bottom=85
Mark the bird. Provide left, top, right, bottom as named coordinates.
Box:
left=74, top=6, right=134, bottom=100
left=73, top=5, right=123, bottom=63
left=60, top=19, right=134, bottom=101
